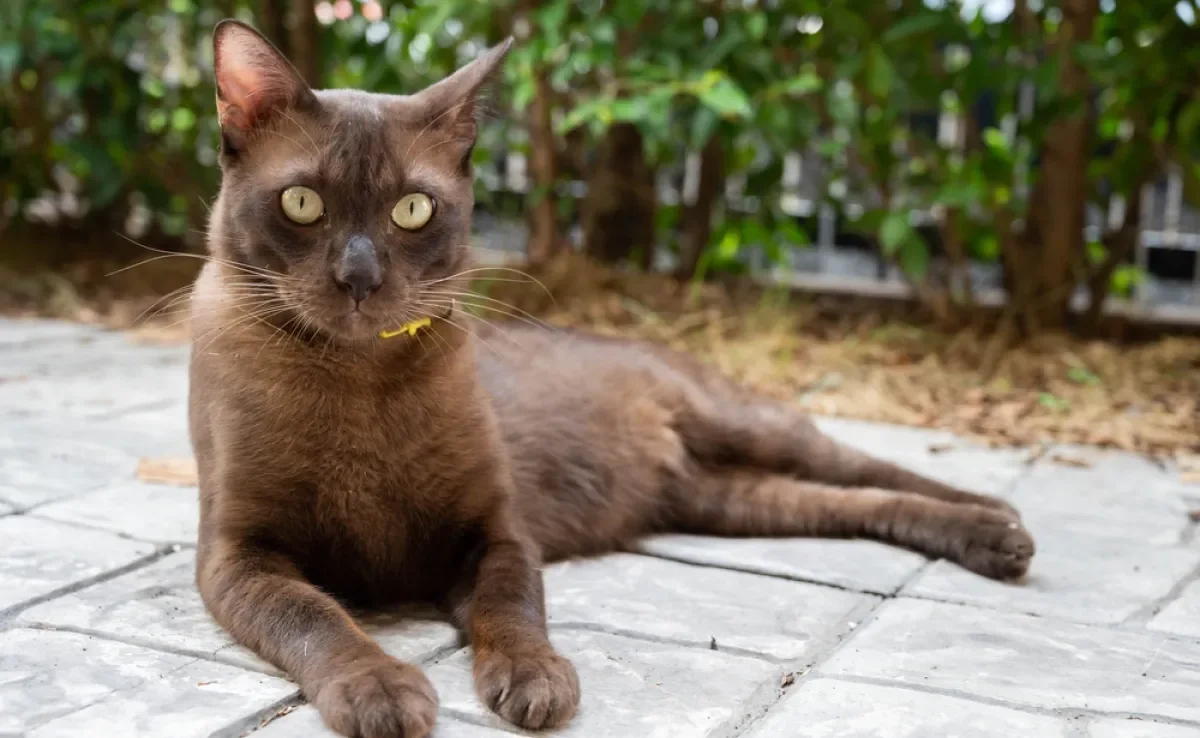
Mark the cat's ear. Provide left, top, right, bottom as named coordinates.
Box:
left=212, top=19, right=316, bottom=150
left=409, top=38, right=514, bottom=142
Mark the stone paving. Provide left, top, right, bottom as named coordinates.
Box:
left=2, top=316, right=1199, bottom=738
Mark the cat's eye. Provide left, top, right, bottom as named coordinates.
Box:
left=392, top=193, right=434, bottom=230
left=280, top=186, right=324, bottom=224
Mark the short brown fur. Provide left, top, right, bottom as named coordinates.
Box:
left=192, top=21, right=1034, bottom=738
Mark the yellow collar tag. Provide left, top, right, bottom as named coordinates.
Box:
left=378, top=316, right=432, bottom=340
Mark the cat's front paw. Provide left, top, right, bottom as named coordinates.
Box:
left=474, top=646, right=580, bottom=730
left=313, top=656, right=439, bottom=738
left=950, top=507, right=1036, bottom=581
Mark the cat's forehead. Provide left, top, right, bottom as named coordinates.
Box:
left=251, top=89, right=462, bottom=191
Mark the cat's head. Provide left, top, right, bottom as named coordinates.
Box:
left=207, top=20, right=510, bottom=343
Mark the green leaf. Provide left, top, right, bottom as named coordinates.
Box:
left=1111, top=265, right=1145, bottom=296
left=1067, top=367, right=1101, bottom=386
left=880, top=211, right=913, bottom=255
left=747, top=12, right=767, bottom=41
left=1037, top=392, right=1071, bottom=411
left=898, top=238, right=929, bottom=278
left=975, top=233, right=999, bottom=261
left=982, top=128, right=1009, bottom=153
left=866, top=46, right=894, bottom=99
left=699, top=29, right=744, bottom=69
left=717, top=229, right=741, bottom=259
left=536, top=0, right=570, bottom=31
left=778, top=218, right=810, bottom=247
left=782, top=68, right=822, bottom=96
left=170, top=108, right=196, bottom=132
left=882, top=12, right=943, bottom=42
left=698, top=78, right=752, bottom=120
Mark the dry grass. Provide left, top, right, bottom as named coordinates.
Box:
left=477, top=255, right=1200, bottom=460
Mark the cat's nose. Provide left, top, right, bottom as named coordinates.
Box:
left=334, top=235, right=383, bottom=305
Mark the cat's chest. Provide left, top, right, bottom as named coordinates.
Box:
left=265, top=384, right=481, bottom=603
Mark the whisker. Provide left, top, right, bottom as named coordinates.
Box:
left=420, top=265, right=554, bottom=301
left=421, top=289, right=551, bottom=332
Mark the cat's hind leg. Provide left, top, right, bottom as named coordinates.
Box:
left=676, top=399, right=1019, bottom=517
left=665, top=468, right=1033, bottom=580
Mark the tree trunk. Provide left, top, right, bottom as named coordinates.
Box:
left=1006, top=0, right=1098, bottom=333
left=1082, top=154, right=1155, bottom=330
left=582, top=123, right=657, bottom=267
left=287, top=0, right=321, bottom=87
left=678, top=135, right=724, bottom=278
left=525, top=67, right=560, bottom=265
left=258, top=0, right=290, bottom=57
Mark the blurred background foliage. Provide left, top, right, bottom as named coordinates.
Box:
left=3, top=0, right=1200, bottom=338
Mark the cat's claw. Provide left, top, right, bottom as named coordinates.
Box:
left=475, top=646, right=580, bottom=730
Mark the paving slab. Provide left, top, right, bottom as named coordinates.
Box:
left=545, top=553, right=872, bottom=663
left=1148, top=579, right=1200, bottom=638
left=813, top=417, right=1029, bottom=497
left=0, top=317, right=111, bottom=349
left=0, top=516, right=157, bottom=613
left=426, top=630, right=783, bottom=738
left=905, top=530, right=1200, bottom=624
left=19, top=551, right=461, bottom=674
left=35, top=480, right=200, bottom=544
left=253, top=706, right=514, bottom=738
left=821, top=598, right=1200, bottom=723
left=1089, top=718, right=1200, bottom=738
left=0, top=361, right=187, bottom=422
left=638, top=534, right=926, bottom=595
left=0, top=331, right=175, bottom=379
left=744, top=678, right=1067, bottom=738
left=1010, top=446, right=1192, bottom=546
left=0, top=431, right=138, bottom=510
left=0, top=627, right=296, bottom=738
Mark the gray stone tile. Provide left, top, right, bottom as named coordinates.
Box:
left=0, top=516, right=156, bottom=613
left=821, top=598, right=1200, bottom=722
left=1011, top=446, right=1192, bottom=546
left=86, top=402, right=192, bottom=457
left=905, top=531, right=1200, bottom=624
left=19, top=552, right=460, bottom=674
left=0, top=362, right=188, bottom=422
left=427, top=630, right=783, bottom=737
left=638, top=535, right=926, bottom=595
left=0, top=331, right=163, bottom=380
left=35, top=480, right=199, bottom=544
left=814, top=417, right=1029, bottom=496
left=545, top=553, right=871, bottom=663
left=253, top=706, right=512, bottom=738
left=745, top=678, right=1067, bottom=738
left=1089, top=718, right=1200, bottom=738
left=1149, top=580, right=1200, bottom=638
left=0, top=432, right=138, bottom=510
left=0, top=317, right=109, bottom=349
left=0, top=628, right=295, bottom=738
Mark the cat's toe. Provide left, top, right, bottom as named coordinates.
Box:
left=475, top=646, right=580, bottom=730
left=953, top=509, right=1035, bottom=581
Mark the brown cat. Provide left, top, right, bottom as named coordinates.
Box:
left=190, top=20, right=1034, bottom=738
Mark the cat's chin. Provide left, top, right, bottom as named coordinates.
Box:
left=305, top=310, right=387, bottom=346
